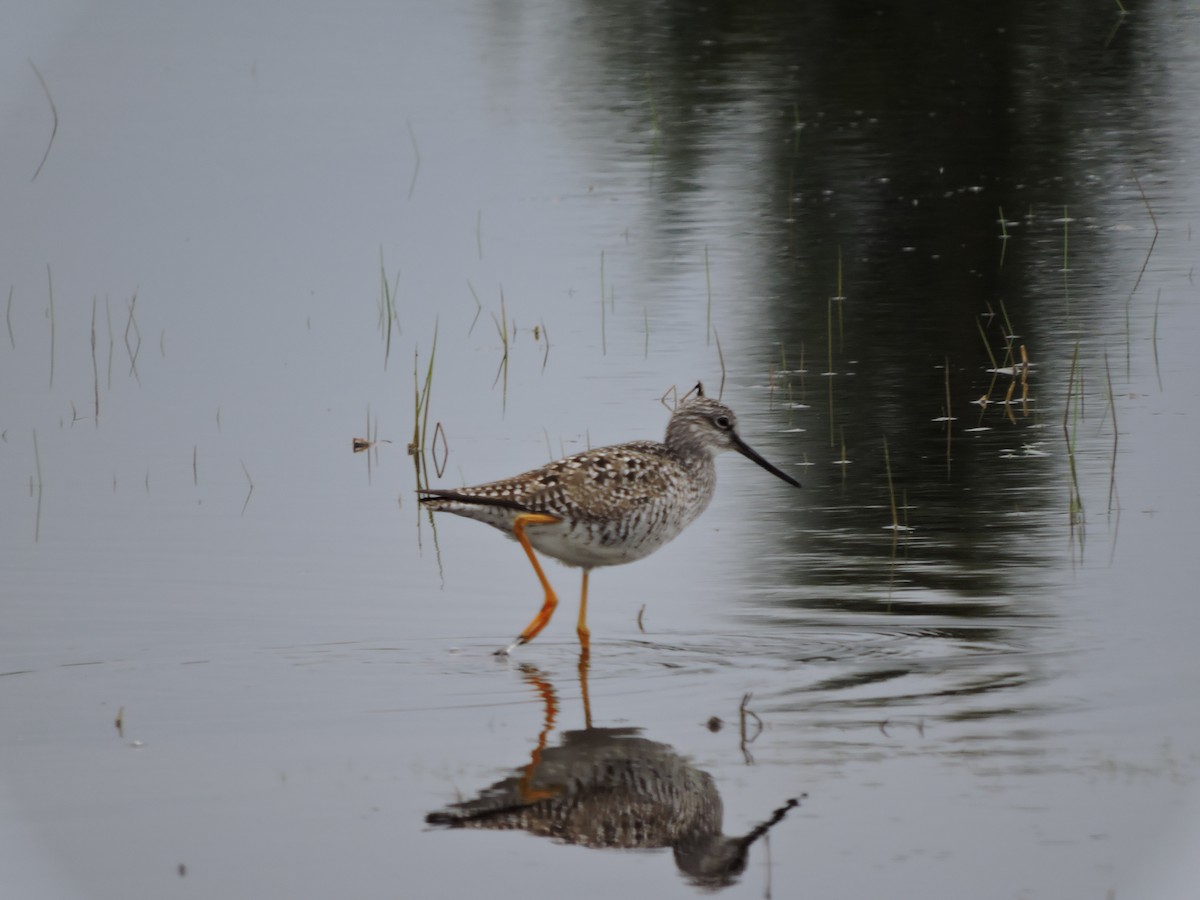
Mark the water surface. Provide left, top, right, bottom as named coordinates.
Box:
left=3, top=3, right=1199, bottom=898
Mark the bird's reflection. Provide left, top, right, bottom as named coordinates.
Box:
left=426, top=653, right=800, bottom=889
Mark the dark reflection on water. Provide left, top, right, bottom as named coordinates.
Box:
left=554, top=1, right=1163, bottom=607
left=426, top=659, right=799, bottom=890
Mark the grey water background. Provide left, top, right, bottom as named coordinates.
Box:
left=3, top=2, right=1199, bottom=897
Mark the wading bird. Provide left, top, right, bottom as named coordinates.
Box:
left=418, top=384, right=800, bottom=654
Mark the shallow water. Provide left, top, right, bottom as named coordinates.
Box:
left=3, top=2, right=1200, bottom=898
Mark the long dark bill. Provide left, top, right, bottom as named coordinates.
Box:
left=732, top=435, right=802, bottom=488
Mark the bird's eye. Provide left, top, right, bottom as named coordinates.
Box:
left=714, top=415, right=731, bottom=429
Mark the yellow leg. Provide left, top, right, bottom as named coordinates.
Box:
left=498, top=513, right=562, bottom=655
left=576, top=569, right=591, bottom=651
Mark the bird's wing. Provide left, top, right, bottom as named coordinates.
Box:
left=517, top=441, right=680, bottom=521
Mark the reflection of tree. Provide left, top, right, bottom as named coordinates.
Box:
left=426, top=658, right=799, bottom=890
left=550, top=2, right=1149, bottom=600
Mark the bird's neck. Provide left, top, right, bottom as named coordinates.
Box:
left=663, top=422, right=713, bottom=464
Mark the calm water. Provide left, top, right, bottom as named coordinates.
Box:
left=3, top=2, right=1199, bottom=898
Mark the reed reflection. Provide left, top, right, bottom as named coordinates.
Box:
left=426, top=655, right=799, bottom=889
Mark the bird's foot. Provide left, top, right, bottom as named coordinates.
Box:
left=495, top=636, right=527, bottom=657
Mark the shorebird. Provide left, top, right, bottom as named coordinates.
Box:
left=418, top=384, right=800, bottom=654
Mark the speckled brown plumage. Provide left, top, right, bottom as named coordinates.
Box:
left=418, top=386, right=800, bottom=651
